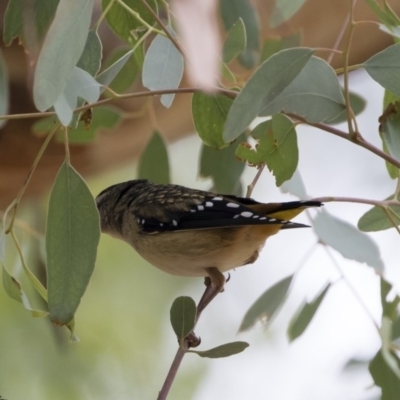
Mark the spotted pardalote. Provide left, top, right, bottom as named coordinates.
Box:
left=96, top=180, right=322, bottom=313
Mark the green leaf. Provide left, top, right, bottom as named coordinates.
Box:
left=47, top=162, right=100, bottom=325
left=326, top=92, right=366, bottom=125
left=2, top=267, right=48, bottom=318
left=219, top=0, right=259, bottom=68
left=235, top=114, right=298, bottom=186
left=224, top=47, right=314, bottom=142
left=260, top=32, right=302, bottom=63
left=381, top=103, right=400, bottom=162
left=142, top=30, right=184, bottom=108
left=97, top=49, right=134, bottom=90
left=313, top=210, right=384, bottom=272
left=358, top=194, right=400, bottom=232
left=380, top=316, right=400, bottom=379
left=63, top=106, right=121, bottom=144
left=192, top=93, right=234, bottom=149
left=222, top=18, right=247, bottom=64
left=260, top=57, right=345, bottom=123
left=199, top=133, right=246, bottom=195
left=287, top=283, right=330, bottom=342
left=76, top=30, right=103, bottom=77
left=370, top=349, right=400, bottom=400
left=364, top=43, right=400, bottom=97
left=170, top=296, right=197, bottom=341
left=3, top=0, right=60, bottom=48
left=138, top=131, right=170, bottom=184
left=380, top=278, right=400, bottom=321
left=239, top=274, right=293, bottom=332
left=102, top=0, right=157, bottom=42
left=270, top=0, right=306, bottom=28
left=366, top=0, right=400, bottom=28
left=102, top=47, right=139, bottom=94
left=53, top=67, right=100, bottom=126
left=0, top=50, right=9, bottom=128
left=190, top=341, right=249, bottom=358
left=33, top=0, right=94, bottom=111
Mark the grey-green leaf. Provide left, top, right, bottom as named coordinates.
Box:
left=224, top=47, right=314, bottom=142
left=199, top=133, right=246, bottom=195
left=0, top=50, right=9, bottom=128
left=76, top=30, right=103, bottom=77
left=358, top=194, right=400, bottom=232
left=142, top=30, right=184, bottom=108
left=53, top=67, right=100, bottom=126
left=47, top=161, right=100, bottom=325
left=260, top=57, right=345, bottom=123
left=138, top=131, right=170, bottom=184
left=222, top=18, right=247, bottom=64
left=190, top=341, right=249, bottom=358
left=364, top=43, right=400, bottom=97
left=170, top=296, right=197, bottom=341
left=33, top=0, right=94, bottom=111
left=270, top=0, right=306, bottom=28
left=287, top=283, right=330, bottom=342
left=239, top=274, right=293, bottom=332
left=3, top=0, right=60, bottom=48
left=260, top=32, right=302, bottom=63
left=326, top=92, right=366, bottom=125
left=313, top=210, right=384, bottom=272
left=192, top=92, right=234, bottom=149
left=220, top=0, right=259, bottom=68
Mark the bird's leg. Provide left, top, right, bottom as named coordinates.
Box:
left=197, top=267, right=226, bottom=319
left=184, top=267, right=226, bottom=348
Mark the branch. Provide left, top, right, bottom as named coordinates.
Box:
left=312, top=196, right=400, bottom=207
left=287, top=113, right=400, bottom=169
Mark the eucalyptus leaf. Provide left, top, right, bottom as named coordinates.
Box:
left=0, top=50, right=9, bottom=128
left=260, top=56, right=345, bottom=123
left=190, top=341, right=249, bottom=358
left=192, top=93, right=234, bottom=149
left=326, top=92, right=366, bottom=125
left=370, top=349, right=400, bottom=400
left=236, top=114, right=298, bottom=186
left=53, top=67, right=101, bottom=126
left=280, top=169, right=308, bottom=200
left=380, top=317, right=400, bottom=379
left=224, top=47, right=314, bottom=142
left=219, top=0, right=259, bottom=68
left=358, top=194, right=400, bottom=232
left=3, top=0, right=60, bottom=48
left=199, top=133, right=246, bottom=195
left=142, top=30, right=184, bottom=108
left=287, top=283, right=330, bottom=342
left=364, top=43, right=400, bottom=97
left=47, top=162, right=100, bottom=325
left=170, top=296, right=197, bottom=341
left=102, top=0, right=157, bottom=42
left=222, top=18, right=247, bottom=64
left=138, top=131, right=170, bottom=184
left=260, top=32, right=302, bottom=63
left=33, top=0, right=94, bottom=111
left=76, top=30, right=103, bottom=77
left=314, top=210, right=384, bottom=272
left=270, top=0, right=306, bottom=28
left=239, top=274, right=293, bottom=332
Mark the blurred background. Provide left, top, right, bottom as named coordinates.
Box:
left=1, top=1, right=400, bottom=399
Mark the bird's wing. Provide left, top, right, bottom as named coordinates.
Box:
left=132, top=185, right=320, bottom=233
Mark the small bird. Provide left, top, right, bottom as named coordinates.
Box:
left=96, top=180, right=322, bottom=315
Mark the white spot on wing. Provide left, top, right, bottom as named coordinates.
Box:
left=172, top=220, right=178, bottom=226
left=259, top=217, right=267, bottom=220
left=198, top=205, right=204, bottom=211
left=212, top=197, right=223, bottom=201
left=205, top=202, right=213, bottom=207
left=241, top=211, right=253, bottom=218
left=227, top=202, right=239, bottom=208
left=233, top=214, right=240, bottom=219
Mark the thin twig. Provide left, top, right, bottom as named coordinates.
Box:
left=138, top=0, right=185, bottom=56
left=311, top=196, right=400, bottom=208
left=327, top=12, right=350, bottom=65
left=286, top=113, right=400, bottom=169
left=246, top=164, right=265, bottom=198
left=157, top=345, right=188, bottom=400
